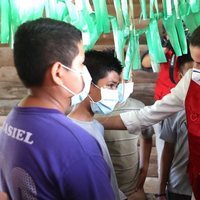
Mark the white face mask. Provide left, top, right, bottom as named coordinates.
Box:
left=118, top=82, right=134, bottom=103
left=89, top=86, right=119, bottom=115
left=192, top=69, right=200, bottom=85
left=61, top=65, right=92, bottom=106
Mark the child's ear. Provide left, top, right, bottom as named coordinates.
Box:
left=50, top=62, right=65, bottom=85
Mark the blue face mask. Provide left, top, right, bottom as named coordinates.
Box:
left=61, top=65, right=92, bottom=106
left=118, top=82, right=134, bottom=103
left=89, top=86, right=119, bottom=115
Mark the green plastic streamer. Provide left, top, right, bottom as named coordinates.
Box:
left=161, top=0, right=167, bottom=19
left=76, top=0, right=98, bottom=50
left=163, top=15, right=182, bottom=56
left=124, top=30, right=134, bottom=80
left=8, top=0, right=44, bottom=46
left=164, top=0, right=172, bottom=17
left=0, top=0, right=10, bottom=43
left=149, top=0, right=154, bottom=19
left=175, top=19, right=187, bottom=54
left=150, top=0, right=159, bottom=19
left=145, top=19, right=166, bottom=64
left=121, top=0, right=130, bottom=27
left=46, top=0, right=68, bottom=21
left=91, top=0, right=110, bottom=34
left=55, top=1, right=68, bottom=21
left=154, top=0, right=159, bottom=16
left=113, top=0, right=124, bottom=29
left=45, top=0, right=58, bottom=19
left=132, top=32, right=141, bottom=70
left=92, top=0, right=103, bottom=34
left=182, top=10, right=200, bottom=33
left=174, top=0, right=180, bottom=19
left=128, top=0, right=134, bottom=21
left=111, top=17, right=126, bottom=67
left=124, top=29, right=141, bottom=80
left=189, top=0, right=200, bottom=13
left=139, top=0, right=147, bottom=20
left=65, top=1, right=81, bottom=28
left=179, top=1, right=190, bottom=17
left=99, top=0, right=110, bottom=33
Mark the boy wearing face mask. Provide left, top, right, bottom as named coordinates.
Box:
left=0, top=18, right=115, bottom=200
left=69, top=49, right=133, bottom=200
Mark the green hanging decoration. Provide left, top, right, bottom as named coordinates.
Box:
left=162, top=15, right=182, bottom=56
left=128, top=0, right=134, bottom=23
left=145, top=19, right=166, bottom=64
left=113, top=0, right=124, bottom=29
left=16, top=0, right=44, bottom=22
left=91, top=0, right=110, bottom=34
left=179, top=1, right=190, bottom=17
left=0, top=0, right=10, bottom=43
left=164, top=0, right=172, bottom=17
left=161, top=0, right=167, bottom=19
left=8, top=0, right=45, bottom=47
left=124, top=30, right=134, bottom=80
left=111, top=17, right=127, bottom=67
left=150, top=0, right=159, bottom=19
left=92, top=0, right=103, bottom=34
left=182, top=10, right=200, bottom=33
left=173, top=0, right=180, bottom=19
left=121, top=0, right=130, bottom=28
left=139, top=0, right=147, bottom=19
left=65, top=1, right=81, bottom=28
left=189, top=0, right=200, bottom=13
left=77, top=0, right=100, bottom=50
left=175, top=19, right=188, bottom=54
left=45, top=0, right=68, bottom=21
left=54, top=1, right=68, bottom=21
left=45, top=0, right=58, bottom=19
left=99, top=0, right=110, bottom=33
left=123, top=29, right=141, bottom=80
left=132, top=31, right=141, bottom=70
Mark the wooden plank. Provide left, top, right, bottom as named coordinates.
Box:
left=0, top=66, right=20, bottom=82
left=0, top=116, right=6, bottom=126
left=132, top=83, right=155, bottom=105
left=0, top=81, right=27, bottom=99
left=0, top=100, right=20, bottom=116
left=147, top=147, right=158, bottom=177
left=133, top=71, right=157, bottom=83
left=131, top=70, right=157, bottom=105
left=0, top=47, right=14, bottom=66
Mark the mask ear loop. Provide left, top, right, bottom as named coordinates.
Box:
left=88, top=82, right=100, bottom=103
left=88, top=94, right=94, bottom=103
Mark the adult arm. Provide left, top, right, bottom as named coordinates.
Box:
left=120, top=69, right=191, bottom=133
